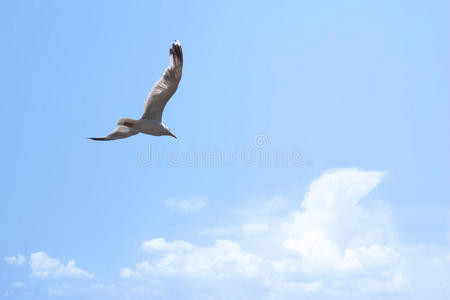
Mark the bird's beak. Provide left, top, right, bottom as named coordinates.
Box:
left=169, top=132, right=177, bottom=139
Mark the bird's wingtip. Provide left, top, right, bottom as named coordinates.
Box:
left=88, top=137, right=109, bottom=141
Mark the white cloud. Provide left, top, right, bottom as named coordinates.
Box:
left=429, top=253, right=450, bottom=268
left=141, top=238, right=194, bottom=252
left=11, top=282, right=25, bottom=289
left=268, top=279, right=324, bottom=293
left=163, top=197, right=206, bottom=213
left=122, top=168, right=408, bottom=295
left=280, top=168, right=398, bottom=274
left=126, top=239, right=260, bottom=279
left=120, top=267, right=135, bottom=279
left=275, top=169, right=408, bottom=291
left=4, top=254, right=26, bottom=266
left=243, top=223, right=269, bottom=234
left=30, top=252, right=93, bottom=279
left=79, top=283, right=116, bottom=294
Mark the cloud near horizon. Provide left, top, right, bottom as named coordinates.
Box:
left=163, top=197, right=206, bottom=213
left=30, top=252, right=93, bottom=280
left=121, top=168, right=409, bottom=296
left=3, top=168, right=411, bottom=298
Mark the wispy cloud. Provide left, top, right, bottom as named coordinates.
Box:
left=122, top=239, right=260, bottom=279
left=30, top=252, right=93, bottom=279
left=242, top=223, right=269, bottom=234
left=163, top=197, right=206, bottom=213
left=11, top=282, right=25, bottom=289
left=2, top=252, right=95, bottom=298
left=198, top=226, right=234, bottom=236
left=4, top=254, right=26, bottom=266
left=141, top=238, right=194, bottom=252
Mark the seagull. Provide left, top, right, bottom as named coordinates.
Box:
left=89, top=40, right=183, bottom=141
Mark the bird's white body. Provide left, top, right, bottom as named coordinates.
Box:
left=133, top=119, right=171, bottom=137
left=89, top=41, right=183, bottom=141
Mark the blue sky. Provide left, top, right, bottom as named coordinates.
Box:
left=1, top=0, right=449, bottom=299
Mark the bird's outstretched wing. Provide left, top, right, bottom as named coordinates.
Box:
left=142, top=40, right=183, bottom=122
left=88, top=125, right=139, bottom=141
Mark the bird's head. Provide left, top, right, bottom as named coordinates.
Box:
left=168, top=131, right=177, bottom=139
left=162, top=124, right=177, bottom=139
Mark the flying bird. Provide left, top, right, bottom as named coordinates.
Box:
left=89, top=40, right=183, bottom=141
